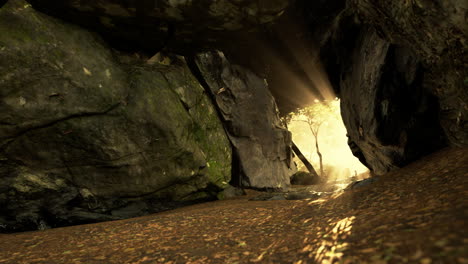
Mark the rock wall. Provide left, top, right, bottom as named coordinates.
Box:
left=350, top=0, right=467, bottom=147
left=0, top=0, right=231, bottom=232
left=25, top=0, right=290, bottom=52
left=334, top=0, right=467, bottom=174
left=339, top=27, right=447, bottom=175
left=193, top=51, right=295, bottom=189
left=278, top=0, right=464, bottom=175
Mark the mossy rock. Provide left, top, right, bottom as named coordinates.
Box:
left=0, top=0, right=231, bottom=232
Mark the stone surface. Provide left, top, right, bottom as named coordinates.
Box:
left=217, top=185, right=246, bottom=200
left=218, top=0, right=451, bottom=176
left=290, top=171, right=320, bottom=185
left=25, top=0, right=290, bottom=52
left=220, top=0, right=465, bottom=176
left=339, top=27, right=447, bottom=175
left=346, top=177, right=378, bottom=190
left=349, top=0, right=468, bottom=147
left=193, top=51, right=295, bottom=190
left=328, top=0, right=467, bottom=174
left=265, top=0, right=462, bottom=175
left=0, top=0, right=231, bottom=232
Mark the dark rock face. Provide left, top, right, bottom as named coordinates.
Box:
left=218, top=185, right=246, bottom=199
left=279, top=0, right=463, bottom=175
left=349, top=0, right=467, bottom=147
left=193, top=51, right=295, bottom=189
left=331, top=0, right=467, bottom=174
left=25, top=0, right=290, bottom=52
left=340, top=27, right=447, bottom=175
left=0, top=1, right=231, bottom=232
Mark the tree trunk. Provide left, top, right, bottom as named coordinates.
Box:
left=314, top=135, right=324, bottom=177
left=292, top=142, right=319, bottom=177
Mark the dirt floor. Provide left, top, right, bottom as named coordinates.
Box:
left=0, top=147, right=467, bottom=264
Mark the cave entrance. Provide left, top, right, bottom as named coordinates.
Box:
left=287, top=98, right=369, bottom=189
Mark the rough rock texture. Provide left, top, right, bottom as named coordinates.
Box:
left=215, top=0, right=451, bottom=175
left=217, top=184, right=246, bottom=200
left=193, top=51, right=295, bottom=189
left=0, top=0, right=231, bottom=232
left=332, top=0, right=467, bottom=174
left=290, top=171, right=320, bottom=185
left=25, top=0, right=290, bottom=52
left=340, top=27, right=447, bottom=175
left=262, top=0, right=463, bottom=175
left=350, top=0, right=468, bottom=147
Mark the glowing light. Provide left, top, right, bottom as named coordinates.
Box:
left=237, top=13, right=368, bottom=186
left=288, top=99, right=369, bottom=188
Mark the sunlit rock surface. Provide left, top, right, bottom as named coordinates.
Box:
left=0, top=0, right=231, bottom=232
left=194, top=51, right=295, bottom=189
left=25, top=0, right=290, bottom=52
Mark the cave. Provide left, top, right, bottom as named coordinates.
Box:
left=0, top=0, right=466, bottom=263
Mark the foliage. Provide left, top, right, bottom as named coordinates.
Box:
left=286, top=99, right=341, bottom=177
left=286, top=99, right=341, bottom=134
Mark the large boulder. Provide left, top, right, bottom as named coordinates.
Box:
left=349, top=0, right=467, bottom=147
left=25, top=0, right=291, bottom=52
left=193, top=51, right=295, bottom=189
left=339, top=27, right=447, bottom=175
left=214, top=0, right=451, bottom=176
left=269, top=0, right=463, bottom=175
left=290, top=171, right=320, bottom=185
left=0, top=0, right=231, bottom=232
left=332, top=0, right=467, bottom=174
